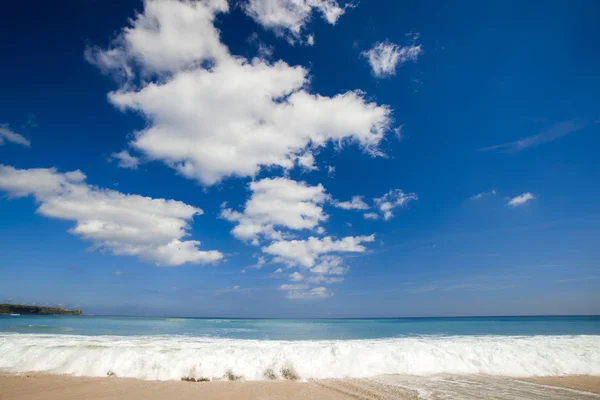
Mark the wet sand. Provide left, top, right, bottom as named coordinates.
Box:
left=1, top=374, right=599, bottom=400
left=521, top=376, right=600, bottom=395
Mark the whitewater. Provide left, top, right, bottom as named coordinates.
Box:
left=1, top=333, right=599, bottom=381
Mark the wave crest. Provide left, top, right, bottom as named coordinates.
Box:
left=0, top=334, right=599, bottom=381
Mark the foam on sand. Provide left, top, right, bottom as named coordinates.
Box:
left=0, top=334, right=599, bottom=381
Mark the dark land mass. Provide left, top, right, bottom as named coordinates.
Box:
left=0, top=304, right=83, bottom=316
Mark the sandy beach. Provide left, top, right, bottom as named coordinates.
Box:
left=521, top=376, right=600, bottom=395
left=1, top=374, right=599, bottom=400
left=0, top=374, right=417, bottom=400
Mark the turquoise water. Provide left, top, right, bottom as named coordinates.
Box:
left=1, top=315, right=599, bottom=339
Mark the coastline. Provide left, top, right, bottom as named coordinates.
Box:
left=1, top=373, right=599, bottom=400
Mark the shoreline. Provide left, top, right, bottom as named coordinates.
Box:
left=1, top=373, right=599, bottom=400
left=520, top=376, right=600, bottom=395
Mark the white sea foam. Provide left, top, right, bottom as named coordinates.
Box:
left=0, top=334, right=599, bottom=381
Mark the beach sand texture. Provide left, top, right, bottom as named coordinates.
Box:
left=1, top=374, right=599, bottom=400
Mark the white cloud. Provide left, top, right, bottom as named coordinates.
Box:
left=279, top=283, right=308, bottom=291
left=221, top=177, right=329, bottom=243
left=309, top=255, right=347, bottom=275
left=0, top=165, right=223, bottom=266
left=333, top=195, right=369, bottom=210
left=394, top=125, right=404, bottom=141
left=470, top=189, right=497, bottom=200
left=0, top=125, right=31, bottom=147
left=274, top=267, right=283, bottom=273
left=306, top=255, right=348, bottom=283
left=307, top=275, right=343, bottom=284
left=263, top=234, right=374, bottom=267
left=363, top=212, right=379, bottom=220
left=296, top=152, right=318, bottom=171
left=290, top=271, right=305, bottom=281
left=244, top=0, right=346, bottom=43
left=110, top=59, right=389, bottom=185
left=109, top=150, right=140, bottom=169
left=326, top=165, right=335, bottom=177
left=362, top=41, right=423, bottom=78
left=507, top=192, right=536, bottom=207
left=373, top=189, right=418, bottom=220
left=243, top=256, right=266, bottom=271
left=285, top=286, right=334, bottom=299
left=112, top=270, right=127, bottom=276
left=90, top=0, right=391, bottom=186
left=85, top=0, right=229, bottom=76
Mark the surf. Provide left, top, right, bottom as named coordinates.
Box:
left=1, top=333, right=599, bottom=381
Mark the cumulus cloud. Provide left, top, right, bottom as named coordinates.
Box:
left=85, top=0, right=229, bottom=76
left=244, top=0, right=346, bottom=43
left=362, top=41, right=423, bottom=78
left=109, top=150, right=140, bottom=169
left=0, top=125, right=31, bottom=147
left=507, top=192, right=536, bottom=207
left=89, top=0, right=391, bottom=186
left=221, top=177, right=329, bottom=243
left=263, top=234, right=375, bottom=267
left=290, top=271, right=305, bottom=281
left=333, top=195, right=369, bottom=210
left=309, top=255, right=348, bottom=275
left=0, top=165, right=223, bottom=266
left=373, top=189, right=418, bottom=220
left=276, top=250, right=351, bottom=289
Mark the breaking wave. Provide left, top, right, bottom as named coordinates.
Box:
left=0, top=334, right=599, bottom=381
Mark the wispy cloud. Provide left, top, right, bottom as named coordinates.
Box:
left=0, top=125, right=31, bottom=147
left=109, top=150, right=140, bottom=169
left=507, top=192, right=536, bottom=207
left=470, top=189, right=497, bottom=200
left=412, top=281, right=516, bottom=293
left=362, top=41, right=423, bottom=78
left=558, top=275, right=599, bottom=283
left=333, top=195, right=370, bottom=210
left=241, top=256, right=266, bottom=272
left=112, top=270, right=127, bottom=276
left=480, top=120, right=591, bottom=152
left=215, top=285, right=250, bottom=296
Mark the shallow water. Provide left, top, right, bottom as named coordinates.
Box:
left=373, top=375, right=600, bottom=400
left=1, top=315, right=599, bottom=339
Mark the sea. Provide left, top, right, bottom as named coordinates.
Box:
left=1, top=315, right=599, bottom=386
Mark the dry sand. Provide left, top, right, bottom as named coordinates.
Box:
left=1, top=374, right=600, bottom=400
left=0, top=374, right=417, bottom=400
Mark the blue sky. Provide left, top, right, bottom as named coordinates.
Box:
left=0, top=0, right=599, bottom=317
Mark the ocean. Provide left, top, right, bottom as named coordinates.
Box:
left=1, top=315, right=599, bottom=382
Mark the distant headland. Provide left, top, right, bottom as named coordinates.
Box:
left=0, top=304, right=83, bottom=316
